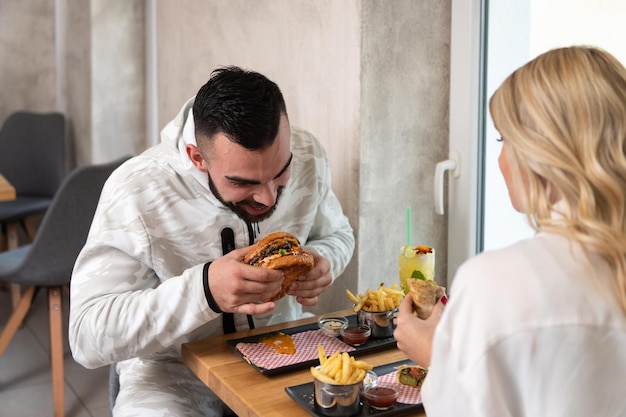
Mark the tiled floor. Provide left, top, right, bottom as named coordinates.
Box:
left=0, top=286, right=110, bottom=417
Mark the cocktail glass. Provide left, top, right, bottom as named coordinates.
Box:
left=398, top=245, right=435, bottom=294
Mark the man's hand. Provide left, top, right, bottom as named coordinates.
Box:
left=207, top=247, right=284, bottom=315
left=285, top=247, right=332, bottom=307
left=393, top=293, right=444, bottom=368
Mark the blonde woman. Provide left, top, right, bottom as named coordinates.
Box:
left=394, top=46, right=626, bottom=416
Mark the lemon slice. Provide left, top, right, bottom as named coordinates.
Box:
left=401, top=245, right=416, bottom=258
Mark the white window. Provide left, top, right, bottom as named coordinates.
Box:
left=446, top=0, right=626, bottom=285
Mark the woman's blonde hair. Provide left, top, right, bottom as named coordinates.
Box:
left=490, top=46, right=626, bottom=314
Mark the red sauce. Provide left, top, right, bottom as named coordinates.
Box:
left=364, top=386, right=399, bottom=409
left=340, top=326, right=370, bottom=345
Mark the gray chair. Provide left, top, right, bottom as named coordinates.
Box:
left=0, top=156, right=129, bottom=417
left=0, top=111, right=67, bottom=308
left=0, top=111, right=67, bottom=239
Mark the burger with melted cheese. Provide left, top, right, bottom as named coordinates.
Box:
left=243, top=231, right=314, bottom=302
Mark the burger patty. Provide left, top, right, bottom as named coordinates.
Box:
left=248, top=239, right=298, bottom=265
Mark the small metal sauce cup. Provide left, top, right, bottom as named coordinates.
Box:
left=357, top=308, right=398, bottom=338
left=313, top=375, right=362, bottom=416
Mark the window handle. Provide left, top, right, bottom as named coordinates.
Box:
left=434, top=151, right=461, bottom=215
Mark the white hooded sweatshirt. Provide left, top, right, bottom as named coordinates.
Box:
left=69, top=98, right=355, bottom=369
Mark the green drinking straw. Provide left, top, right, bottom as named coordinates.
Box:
left=406, top=206, right=412, bottom=247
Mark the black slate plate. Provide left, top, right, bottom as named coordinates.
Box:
left=226, top=314, right=397, bottom=376
left=285, top=359, right=424, bottom=416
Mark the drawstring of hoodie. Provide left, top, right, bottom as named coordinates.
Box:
left=245, top=222, right=260, bottom=330
left=247, top=222, right=260, bottom=243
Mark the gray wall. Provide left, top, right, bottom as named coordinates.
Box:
left=0, top=1, right=57, bottom=122
left=0, top=0, right=144, bottom=166
left=0, top=0, right=451, bottom=315
left=359, top=0, right=450, bottom=296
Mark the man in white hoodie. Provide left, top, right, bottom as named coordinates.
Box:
left=69, top=66, right=355, bottom=417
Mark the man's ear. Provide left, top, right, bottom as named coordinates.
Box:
left=186, top=144, right=208, bottom=172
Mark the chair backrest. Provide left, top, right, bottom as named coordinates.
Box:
left=9, top=156, right=131, bottom=286
left=0, top=111, right=67, bottom=197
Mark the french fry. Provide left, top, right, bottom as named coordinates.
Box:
left=344, top=367, right=360, bottom=385
left=353, top=294, right=368, bottom=312
left=345, top=289, right=360, bottom=304
left=352, top=359, right=373, bottom=370
left=377, top=291, right=385, bottom=312
left=384, top=285, right=404, bottom=297
left=327, top=356, right=342, bottom=379
left=340, top=352, right=351, bottom=384
left=346, top=283, right=405, bottom=312
left=311, top=367, right=337, bottom=384
left=310, top=345, right=373, bottom=385
left=321, top=351, right=340, bottom=374
left=346, top=368, right=365, bottom=385
left=317, top=344, right=327, bottom=366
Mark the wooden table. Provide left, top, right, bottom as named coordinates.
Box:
left=182, top=310, right=426, bottom=417
left=0, top=174, right=16, bottom=202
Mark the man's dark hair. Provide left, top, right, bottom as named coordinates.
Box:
left=193, top=66, right=287, bottom=150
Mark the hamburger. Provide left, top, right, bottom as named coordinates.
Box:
left=396, top=365, right=428, bottom=388
left=407, top=278, right=446, bottom=319
left=243, top=231, right=315, bottom=302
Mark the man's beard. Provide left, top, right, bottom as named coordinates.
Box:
left=208, top=174, right=283, bottom=223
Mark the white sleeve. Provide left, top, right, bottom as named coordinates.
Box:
left=68, top=174, right=219, bottom=369
left=305, top=179, right=355, bottom=282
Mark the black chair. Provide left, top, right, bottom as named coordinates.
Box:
left=0, top=111, right=67, bottom=308
left=0, top=156, right=129, bottom=417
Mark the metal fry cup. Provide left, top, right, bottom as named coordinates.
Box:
left=313, top=371, right=362, bottom=416
left=357, top=308, right=398, bottom=338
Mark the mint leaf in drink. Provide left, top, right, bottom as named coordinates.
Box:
left=411, top=270, right=427, bottom=281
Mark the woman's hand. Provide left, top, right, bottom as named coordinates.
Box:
left=393, top=293, right=445, bottom=367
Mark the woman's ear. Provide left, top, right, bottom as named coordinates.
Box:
left=186, top=144, right=208, bottom=172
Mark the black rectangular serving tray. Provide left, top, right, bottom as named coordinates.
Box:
left=285, top=359, right=424, bottom=417
left=226, top=314, right=397, bottom=376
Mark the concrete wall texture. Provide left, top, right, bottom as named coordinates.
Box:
left=0, top=0, right=450, bottom=314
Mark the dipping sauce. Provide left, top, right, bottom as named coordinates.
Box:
left=321, top=320, right=345, bottom=335
left=340, top=325, right=371, bottom=346
left=318, top=315, right=348, bottom=337
left=364, top=385, right=400, bottom=410
left=261, top=332, right=296, bottom=355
